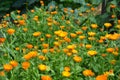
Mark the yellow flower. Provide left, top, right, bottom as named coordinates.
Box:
left=62, top=71, right=71, bottom=77
left=38, top=64, right=47, bottom=71
left=79, top=35, right=86, bottom=40
left=33, top=32, right=41, bottom=37
left=88, top=32, right=96, bottom=36
left=7, top=29, right=15, bottom=35
left=83, top=69, right=94, bottom=76
left=104, top=23, right=112, bottom=28
left=41, top=75, right=52, bottom=80
left=87, top=50, right=97, bottom=56
left=3, top=64, right=13, bottom=71
left=38, top=55, right=46, bottom=60
left=70, top=33, right=77, bottom=38
left=73, top=56, right=82, bottom=62
left=91, top=24, right=98, bottom=29
left=22, top=62, right=30, bottom=70
left=106, top=48, right=114, bottom=53
left=10, top=60, right=18, bottom=67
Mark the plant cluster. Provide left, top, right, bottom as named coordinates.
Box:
left=0, top=0, right=120, bottom=80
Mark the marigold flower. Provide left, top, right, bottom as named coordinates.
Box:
left=66, top=52, right=72, bottom=56
left=41, top=75, right=52, bottom=80
left=110, top=4, right=116, bottom=8
left=96, top=74, right=107, bottom=80
left=72, top=49, right=78, bottom=54
left=38, top=55, right=46, bottom=60
left=79, top=35, right=86, bottom=40
left=85, top=44, right=92, bottom=49
left=42, top=49, right=48, bottom=54
left=91, top=24, right=98, bottom=29
left=64, top=67, right=70, bottom=72
left=46, top=34, right=51, bottom=38
left=64, top=37, right=71, bottom=42
left=87, top=50, right=97, bottom=56
left=26, top=44, right=33, bottom=49
left=10, top=60, right=18, bottom=67
left=38, top=64, right=47, bottom=71
left=42, top=43, right=49, bottom=48
left=18, top=20, right=26, bottom=25
left=82, top=26, right=87, bottom=30
left=33, top=32, right=41, bottom=37
left=106, top=48, right=114, bottom=53
left=0, top=38, right=5, bottom=43
left=104, top=23, right=112, bottom=28
left=15, top=47, right=20, bottom=50
left=75, top=31, right=83, bottom=35
left=70, top=33, right=77, bottom=38
left=22, top=62, right=30, bottom=70
left=73, top=56, right=82, bottom=62
left=23, top=28, right=28, bottom=32
left=83, top=69, right=94, bottom=76
left=88, top=32, right=96, bottom=36
left=7, top=29, right=15, bottom=35
left=62, top=71, right=71, bottom=77
left=0, top=71, right=5, bottom=76
left=3, top=64, right=13, bottom=71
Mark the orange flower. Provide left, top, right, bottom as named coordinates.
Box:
left=110, top=4, right=116, bottom=9
left=85, top=44, right=92, bottom=49
left=33, top=16, right=39, bottom=21
left=15, top=47, right=20, bottom=50
left=0, top=38, right=5, bottom=43
left=42, top=43, right=49, bottom=48
left=3, top=64, right=13, bottom=71
left=64, top=66, right=70, bottom=72
left=38, top=64, right=47, bottom=71
left=26, top=44, right=33, bottom=49
left=79, top=35, right=86, bottom=40
left=91, top=24, right=98, bottom=29
left=41, top=75, right=52, bottom=80
left=62, top=71, right=71, bottom=77
left=23, top=51, right=38, bottom=60
left=49, top=48, right=54, bottom=53
left=87, top=50, right=97, bottom=56
left=104, top=23, right=112, bottom=28
left=75, top=31, right=83, bottom=35
left=83, top=69, right=94, bottom=76
left=70, top=33, right=77, bottom=38
left=106, top=48, right=114, bottom=53
left=82, top=26, right=87, bottom=30
left=73, top=56, right=82, bottom=62
left=0, top=71, right=5, bottom=76
left=96, top=74, right=107, bottom=80
left=64, top=37, right=71, bottom=43
left=33, top=32, right=41, bottom=37
left=7, top=29, right=15, bottom=35
left=46, top=34, right=51, bottom=38
left=22, top=62, right=30, bottom=70
left=10, top=60, right=18, bottom=67
left=42, top=49, right=48, bottom=54
left=18, top=20, right=26, bottom=25
left=38, top=55, right=46, bottom=60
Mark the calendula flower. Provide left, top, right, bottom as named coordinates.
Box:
left=85, top=44, right=92, bottom=49
left=26, top=44, right=33, bottom=49
left=0, top=71, right=5, bottom=76
left=79, top=35, right=86, bottom=40
left=106, top=48, right=114, bottom=53
left=10, top=60, right=18, bottom=67
left=0, top=38, right=5, bottom=43
left=38, top=55, right=46, bottom=60
left=91, top=24, right=98, bottom=29
left=62, top=71, right=71, bottom=77
left=45, top=34, right=51, bottom=38
left=33, top=31, right=41, bottom=37
left=38, top=64, right=47, bottom=71
left=64, top=66, right=70, bottom=72
left=3, top=64, right=13, bottom=71
left=42, top=49, right=48, bottom=54
left=18, top=20, right=26, bottom=26
left=22, top=62, right=30, bottom=70
left=7, top=29, right=15, bottom=35
left=83, top=69, right=94, bottom=76
left=96, top=74, right=108, bottom=80
left=70, top=33, right=77, bottom=38
left=88, top=32, right=96, bottom=36
left=41, top=75, right=52, bottom=80
left=87, top=50, right=97, bottom=56
left=73, top=56, right=82, bottom=62
left=104, top=23, right=112, bottom=28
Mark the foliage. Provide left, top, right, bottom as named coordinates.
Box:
left=0, top=0, right=120, bottom=80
